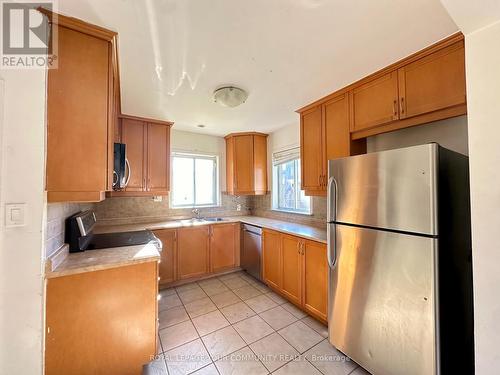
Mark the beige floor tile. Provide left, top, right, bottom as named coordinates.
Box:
left=232, top=285, right=262, bottom=300
left=159, top=320, right=199, bottom=351
left=201, top=282, right=230, bottom=296
left=220, top=301, right=256, bottom=324
left=278, top=321, right=323, bottom=353
left=302, top=316, right=329, bottom=338
left=273, top=358, right=322, bottom=374
left=156, top=335, right=163, bottom=354
left=198, top=277, right=222, bottom=287
left=159, top=288, right=176, bottom=296
left=164, top=338, right=211, bottom=375
left=218, top=271, right=242, bottom=281
left=245, top=294, right=278, bottom=313
left=143, top=357, right=168, bottom=374
left=185, top=297, right=218, bottom=318
left=233, top=315, right=274, bottom=344
left=239, top=273, right=258, bottom=283
left=350, top=366, right=372, bottom=374
left=215, top=347, right=268, bottom=375
left=251, top=282, right=271, bottom=294
left=282, top=302, right=307, bottom=319
left=202, top=326, right=246, bottom=361
left=191, top=363, right=219, bottom=375
left=192, top=310, right=230, bottom=336
left=175, top=282, right=201, bottom=293
left=222, top=276, right=250, bottom=290
left=210, top=290, right=241, bottom=309
left=304, top=339, right=358, bottom=375
left=178, top=287, right=208, bottom=304
left=158, top=293, right=182, bottom=311
left=159, top=305, right=189, bottom=329
left=249, top=332, right=299, bottom=372
left=259, top=306, right=298, bottom=330
left=265, top=291, right=288, bottom=305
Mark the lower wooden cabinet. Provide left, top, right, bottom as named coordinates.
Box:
left=177, top=226, right=210, bottom=280
left=210, top=223, right=240, bottom=273
left=154, top=229, right=177, bottom=285
left=281, top=234, right=303, bottom=305
left=262, top=229, right=328, bottom=322
left=262, top=229, right=282, bottom=290
left=45, top=262, right=158, bottom=375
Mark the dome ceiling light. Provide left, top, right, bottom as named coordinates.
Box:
left=213, top=86, right=248, bottom=108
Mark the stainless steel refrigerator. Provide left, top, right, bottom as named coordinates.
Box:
left=327, top=144, right=474, bottom=375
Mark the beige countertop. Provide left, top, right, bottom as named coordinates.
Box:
left=45, top=242, right=161, bottom=279
left=94, top=215, right=327, bottom=244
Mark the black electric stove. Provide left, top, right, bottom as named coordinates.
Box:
left=65, top=210, right=161, bottom=253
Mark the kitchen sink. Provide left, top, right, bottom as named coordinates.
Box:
left=203, top=217, right=226, bottom=222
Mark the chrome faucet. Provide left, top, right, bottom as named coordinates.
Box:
left=192, top=208, right=201, bottom=219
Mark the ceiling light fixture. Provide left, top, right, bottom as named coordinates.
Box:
left=213, top=86, right=248, bottom=108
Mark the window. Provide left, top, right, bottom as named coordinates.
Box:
left=272, top=148, right=311, bottom=214
left=171, top=152, right=219, bottom=208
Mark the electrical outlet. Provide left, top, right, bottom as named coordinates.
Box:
left=236, top=204, right=241, bottom=211
left=152, top=196, right=163, bottom=202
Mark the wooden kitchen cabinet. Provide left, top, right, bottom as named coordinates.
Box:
left=154, top=229, right=177, bottom=285
left=262, top=229, right=282, bottom=290
left=300, top=94, right=366, bottom=196
left=280, top=234, right=303, bottom=305
left=225, top=132, right=268, bottom=195
left=262, top=230, right=328, bottom=323
left=109, top=114, right=173, bottom=197
left=45, top=11, right=118, bottom=202
left=177, top=226, right=210, bottom=280
left=302, top=240, right=328, bottom=321
left=210, top=223, right=240, bottom=273
left=350, top=71, right=399, bottom=132
left=45, top=261, right=158, bottom=375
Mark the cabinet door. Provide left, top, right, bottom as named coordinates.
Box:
left=147, top=123, right=170, bottom=193
left=398, top=41, right=466, bottom=119
left=177, top=227, right=210, bottom=280
left=281, top=235, right=302, bottom=305
left=300, top=106, right=324, bottom=193
left=302, top=240, right=328, bottom=321
left=121, top=118, right=146, bottom=192
left=253, top=135, right=268, bottom=194
left=154, top=229, right=177, bottom=285
left=225, top=137, right=235, bottom=194
left=350, top=71, right=399, bottom=132
left=233, top=135, right=254, bottom=194
left=262, top=229, right=282, bottom=290
left=210, top=223, right=238, bottom=273
left=46, top=26, right=110, bottom=194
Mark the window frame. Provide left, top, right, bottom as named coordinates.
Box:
left=170, top=151, right=220, bottom=208
left=272, top=156, right=312, bottom=215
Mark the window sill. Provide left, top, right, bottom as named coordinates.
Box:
left=270, top=208, right=313, bottom=216
left=171, top=204, right=221, bottom=209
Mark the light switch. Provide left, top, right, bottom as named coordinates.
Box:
left=5, top=203, right=26, bottom=227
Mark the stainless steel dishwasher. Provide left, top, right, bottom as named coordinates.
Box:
left=241, top=224, right=262, bottom=280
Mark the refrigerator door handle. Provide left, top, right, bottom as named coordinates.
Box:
left=327, top=223, right=336, bottom=269
left=327, top=176, right=337, bottom=222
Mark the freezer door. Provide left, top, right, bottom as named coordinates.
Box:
left=328, top=143, right=438, bottom=235
left=328, top=223, right=438, bottom=375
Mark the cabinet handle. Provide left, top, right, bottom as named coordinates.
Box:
left=393, top=100, right=398, bottom=119
left=400, top=97, right=405, bottom=114
left=297, top=242, right=300, bottom=254
left=301, top=242, right=305, bottom=255
left=319, top=175, right=323, bottom=187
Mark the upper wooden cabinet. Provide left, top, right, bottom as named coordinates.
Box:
left=225, top=133, right=268, bottom=195
left=297, top=33, right=466, bottom=169
left=109, top=114, right=172, bottom=197
left=300, top=94, right=366, bottom=196
left=45, top=12, right=118, bottom=202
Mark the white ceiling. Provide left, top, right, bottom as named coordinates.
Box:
left=58, top=0, right=458, bottom=136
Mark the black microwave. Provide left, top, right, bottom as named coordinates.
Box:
left=113, top=143, right=129, bottom=190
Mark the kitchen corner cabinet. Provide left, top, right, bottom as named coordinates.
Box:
left=300, top=94, right=366, bottom=196
left=109, top=114, right=173, bottom=197
left=225, top=132, right=268, bottom=195
left=262, top=229, right=328, bottom=322
left=45, top=261, right=158, bottom=375
left=210, top=223, right=240, bottom=273
left=45, top=11, right=119, bottom=203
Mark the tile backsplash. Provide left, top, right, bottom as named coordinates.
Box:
left=92, top=193, right=252, bottom=225
left=45, top=202, right=92, bottom=258
left=250, top=194, right=327, bottom=228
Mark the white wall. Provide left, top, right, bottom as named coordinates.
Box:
left=170, top=129, right=227, bottom=190
left=0, top=69, right=46, bottom=374
left=367, top=115, right=469, bottom=155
